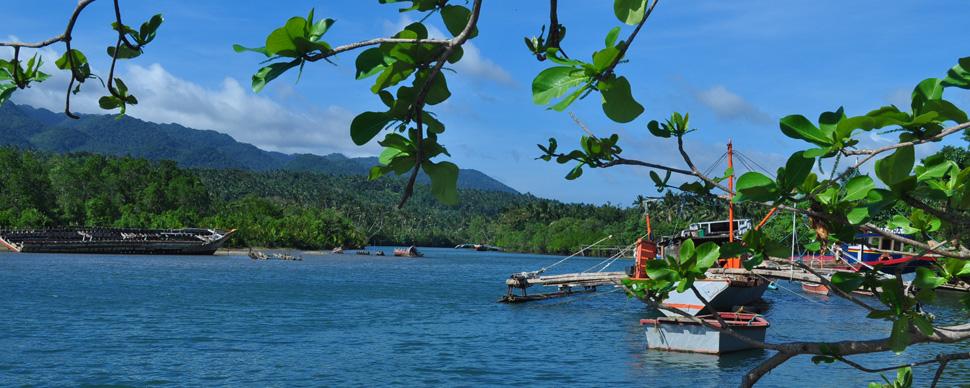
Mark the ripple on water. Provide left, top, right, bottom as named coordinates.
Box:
left=0, top=249, right=968, bottom=386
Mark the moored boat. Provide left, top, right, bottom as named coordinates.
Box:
left=657, top=275, right=769, bottom=317
left=836, top=230, right=936, bottom=274
left=0, top=227, right=235, bottom=255
left=394, top=245, right=423, bottom=257
left=640, top=312, right=769, bottom=354
left=800, top=281, right=830, bottom=295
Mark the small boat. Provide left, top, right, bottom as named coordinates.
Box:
left=455, top=243, right=503, bottom=252
left=837, top=230, right=936, bottom=274
left=375, top=250, right=385, bottom=256
left=631, top=235, right=769, bottom=317
left=248, top=248, right=268, bottom=260
left=640, top=312, right=769, bottom=354
left=331, top=247, right=344, bottom=254
left=394, top=245, right=423, bottom=257
left=800, top=282, right=830, bottom=295
left=355, top=250, right=371, bottom=255
left=271, top=252, right=302, bottom=261
left=658, top=275, right=769, bottom=316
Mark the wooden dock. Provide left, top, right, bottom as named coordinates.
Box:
left=500, top=262, right=839, bottom=303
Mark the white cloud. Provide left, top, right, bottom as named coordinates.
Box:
left=11, top=62, right=378, bottom=157
left=384, top=16, right=514, bottom=86
left=695, top=85, right=773, bottom=124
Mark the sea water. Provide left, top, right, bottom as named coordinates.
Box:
left=1, top=248, right=967, bottom=387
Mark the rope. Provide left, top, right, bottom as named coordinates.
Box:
left=580, top=234, right=645, bottom=273
left=735, top=150, right=776, bottom=178
left=702, top=152, right=727, bottom=177
left=537, top=234, right=614, bottom=274
left=751, top=273, right=827, bottom=306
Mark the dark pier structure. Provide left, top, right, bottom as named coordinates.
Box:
left=0, top=228, right=236, bottom=255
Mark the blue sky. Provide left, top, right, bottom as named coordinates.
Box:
left=4, top=1, right=969, bottom=205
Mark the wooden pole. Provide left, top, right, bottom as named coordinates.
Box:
left=727, top=141, right=740, bottom=269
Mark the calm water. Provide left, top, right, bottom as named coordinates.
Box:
left=1, top=248, right=968, bottom=387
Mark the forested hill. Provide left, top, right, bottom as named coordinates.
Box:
left=0, top=103, right=517, bottom=193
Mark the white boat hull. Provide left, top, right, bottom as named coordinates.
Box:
left=641, top=313, right=769, bottom=354
left=658, top=276, right=769, bottom=317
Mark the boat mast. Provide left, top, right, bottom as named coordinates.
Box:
left=726, top=140, right=740, bottom=269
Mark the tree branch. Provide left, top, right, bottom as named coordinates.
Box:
left=303, top=38, right=451, bottom=62
left=396, top=0, right=483, bottom=208
left=742, top=351, right=795, bottom=388
left=0, top=0, right=96, bottom=49
left=598, top=0, right=659, bottom=79
left=842, top=121, right=970, bottom=156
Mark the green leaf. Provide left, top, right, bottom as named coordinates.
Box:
left=138, top=14, right=164, bottom=44
left=647, top=120, right=670, bottom=138
left=565, top=165, right=584, bottom=180
left=915, top=159, right=956, bottom=182
left=372, top=61, right=416, bottom=93
left=440, top=5, right=477, bottom=38
left=778, top=151, right=813, bottom=191
left=831, top=272, right=864, bottom=293
left=843, top=175, right=875, bottom=201
left=889, top=316, right=910, bottom=353
left=846, top=207, right=869, bottom=225
left=107, top=45, right=141, bottom=59
left=422, top=160, right=459, bottom=204
left=251, top=59, right=302, bottom=93
left=415, top=70, right=450, bottom=105
left=914, top=267, right=947, bottom=290
left=592, top=46, right=620, bottom=72
left=605, top=26, right=621, bottom=47
left=875, top=146, right=915, bottom=188
left=233, top=44, right=270, bottom=57
left=265, top=17, right=306, bottom=57
left=943, top=56, right=970, bottom=89
left=614, top=0, right=649, bottom=25
left=355, top=48, right=387, bottom=80
left=98, top=95, right=123, bottom=110
left=779, top=114, right=832, bottom=147
left=350, top=111, right=392, bottom=145
left=54, top=49, right=91, bottom=81
left=735, top=172, right=778, bottom=202
left=679, top=239, right=695, bottom=264
left=378, top=147, right=405, bottom=165
left=532, top=66, right=589, bottom=106
left=309, top=17, right=335, bottom=40
left=693, top=242, right=720, bottom=272
left=912, top=78, right=943, bottom=113
left=600, top=76, right=643, bottom=123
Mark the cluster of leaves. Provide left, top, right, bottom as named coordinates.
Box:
left=0, top=12, right=163, bottom=116
left=0, top=54, right=49, bottom=105
left=530, top=0, right=652, bottom=123
left=238, top=3, right=480, bottom=205
left=622, top=240, right=722, bottom=301
left=539, top=39, right=970, bottom=364
left=233, top=9, right=335, bottom=93
left=733, top=58, right=970, bottom=248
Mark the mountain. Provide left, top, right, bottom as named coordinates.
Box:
left=0, top=103, right=518, bottom=193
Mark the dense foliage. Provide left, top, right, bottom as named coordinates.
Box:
left=0, top=147, right=822, bottom=254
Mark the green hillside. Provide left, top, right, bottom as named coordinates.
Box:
left=0, top=103, right=517, bottom=193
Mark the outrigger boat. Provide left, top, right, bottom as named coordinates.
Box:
left=632, top=219, right=770, bottom=317
left=835, top=230, right=936, bottom=274
left=632, top=142, right=770, bottom=354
